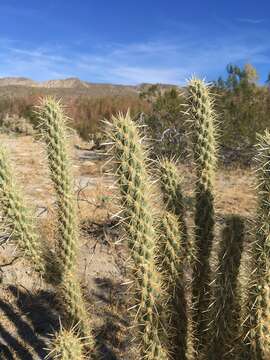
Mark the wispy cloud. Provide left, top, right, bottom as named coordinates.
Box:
left=0, top=24, right=270, bottom=84
left=237, top=18, right=265, bottom=25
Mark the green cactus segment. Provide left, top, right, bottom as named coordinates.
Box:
left=48, top=326, right=85, bottom=360
left=159, top=159, right=185, bottom=216
left=159, top=211, right=188, bottom=360
left=159, top=159, right=189, bottom=254
left=109, top=111, right=168, bottom=360
left=207, top=215, right=245, bottom=359
left=36, top=97, right=77, bottom=276
left=187, top=78, right=217, bottom=351
left=60, top=272, right=94, bottom=345
left=242, top=130, right=270, bottom=359
left=0, top=147, right=44, bottom=273
left=36, top=98, right=95, bottom=350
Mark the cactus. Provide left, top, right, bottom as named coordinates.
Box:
left=186, top=78, right=217, bottom=352
left=59, top=271, right=95, bottom=350
left=108, top=111, right=168, bottom=360
left=159, top=158, right=189, bottom=257
left=206, top=215, right=245, bottom=359
left=159, top=211, right=188, bottom=360
left=47, top=325, right=85, bottom=360
left=36, top=97, right=77, bottom=276
left=35, top=98, right=94, bottom=346
left=0, top=146, right=44, bottom=273
left=241, top=130, right=270, bottom=359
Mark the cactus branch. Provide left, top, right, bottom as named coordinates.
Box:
left=109, top=111, right=168, bottom=360
left=242, top=130, right=270, bottom=359
left=187, top=78, right=217, bottom=352
left=159, top=211, right=188, bottom=360
left=0, top=147, right=44, bottom=273
left=206, top=215, right=245, bottom=359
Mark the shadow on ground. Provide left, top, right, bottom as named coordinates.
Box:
left=92, top=277, right=132, bottom=360
left=0, top=281, right=130, bottom=359
left=0, top=285, right=59, bottom=359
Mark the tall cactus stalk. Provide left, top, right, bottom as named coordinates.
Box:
left=0, top=147, right=44, bottom=273
left=187, top=78, right=217, bottom=352
left=159, top=159, right=188, bottom=247
left=36, top=98, right=77, bottom=276
left=159, top=211, right=188, bottom=360
left=108, top=111, right=168, bottom=360
left=242, top=130, right=270, bottom=359
left=206, top=215, right=245, bottom=359
left=36, top=98, right=94, bottom=348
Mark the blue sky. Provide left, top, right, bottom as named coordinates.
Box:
left=0, top=0, right=270, bottom=84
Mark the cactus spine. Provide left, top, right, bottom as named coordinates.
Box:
left=48, top=325, right=85, bottom=360
left=159, top=211, right=188, bottom=360
left=36, top=98, right=94, bottom=348
left=206, top=215, right=245, bottom=359
left=109, top=111, right=168, bottom=360
left=187, top=78, right=217, bottom=352
left=0, top=147, right=44, bottom=273
left=242, top=130, right=270, bottom=359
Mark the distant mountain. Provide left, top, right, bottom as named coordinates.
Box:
left=0, top=76, right=137, bottom=89
left=0, top=77, right=38, bottom=87
left=42, top=77, right=92, bottom=89
left=0, top=77, right=177, bottom=98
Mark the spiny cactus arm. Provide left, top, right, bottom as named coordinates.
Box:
left=35, top=97, right=77, bottom=275
left=108, top=111, right=168, bottom=360
left=159, top=159, right=185, bottom=216
left=59, top=272, right=95, bottom=348
left=187, top=78, right=218, bottom=178
left=158, top=158, right=189, bottom=254
left=186, top=77, right=217, bottom=352
left=206, top=215, right=245, bottom=359
left=35, top=98, right=95, bottom=353
left=46, top=324, right=86, bottom=360
left=242, top=130, right=270, bottom=359
left=159, top=211, right=188, bottom=360
left=0, top=146, right=44, bottom=273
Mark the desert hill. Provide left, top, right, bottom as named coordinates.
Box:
left=0, top=77, right=176, bottom=98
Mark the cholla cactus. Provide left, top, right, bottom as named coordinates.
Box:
left=242, top=130, right=270, bottom=359
left=0, top=147, right=44, bottom=273
left=59, top=271, right=95, bottom=349
left=159, top=158, right=189, bottom=256
left=36, top=97, right=77, bottom=276
left=108, top=111, right=168, bottom=360
left=47, top=324, right=85, bottom=360
left=207, top=215, right=245, bottom=359
left=186, top=78, right=217, bottom=352
left=36, top=98, right=94, bottom=346
left=159, top=211, right=188, bottom=360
